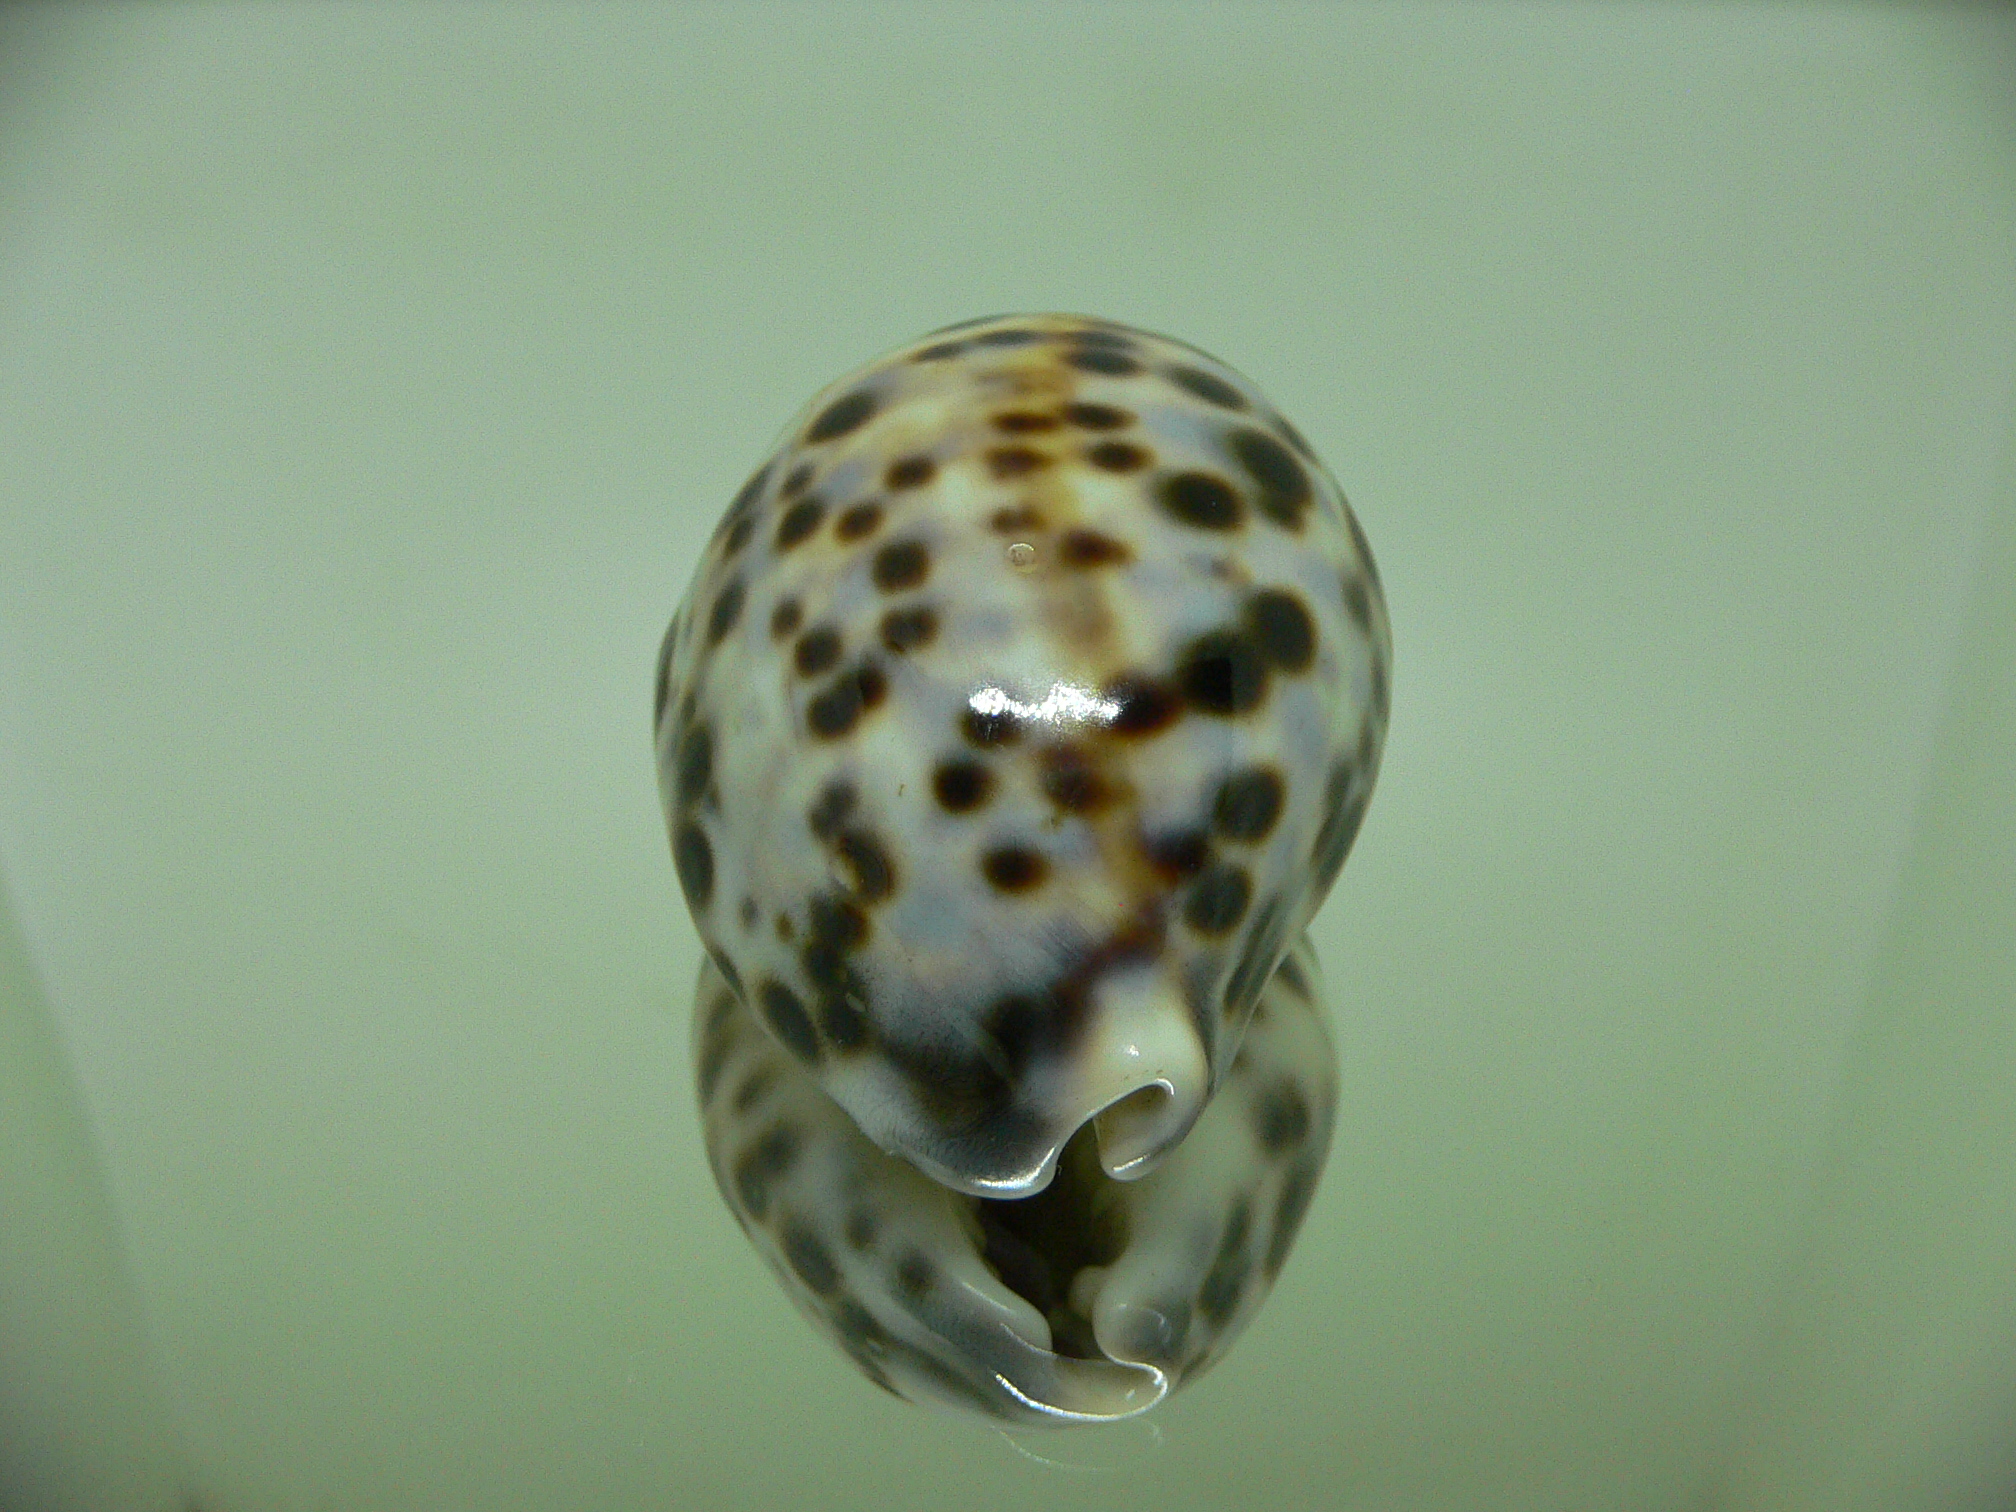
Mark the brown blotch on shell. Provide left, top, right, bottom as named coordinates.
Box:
left=1086, top=440, right=1150, bottom=473
left=1168, top=366, right=1248, bottom=410
left=1246, top=588, right=1316, bottom=674
left=807, top=390, right=877, bottom=443
left=706, top=578, right=747, bottom=644
left=872, top=540, right=931, bottom=592
left=933, top=758, right=994, bottom=814
left=776, top=496, right=826, bottom=551
left=880, top=604, right=938, bottom=653
left=961, top=703, right=1023, bottom=748
left=993, top=411, right=1059, bottom=434
left=1099, top=672, right=1180, bottom=737
left=794, top=626, right=843, bottom=677
left=981, top=845, right=1049, bottom=894
left=990, top=504, right=1044, bottom=534
left=834, top=827, right=896, bottom=902
left=836, top=500, right=884, bottom=541
left=886, top=455, right=936, bottom=490
left=1038, top=745, right=1112, bottom=814
left=1062, top=401, right=1131, bottom=431
left=1057, top=528, right=1132, bottom=569
left=987, top=446, right=1049, bottom=480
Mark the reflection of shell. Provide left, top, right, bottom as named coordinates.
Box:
left=656, top=315, right=1390, bottom=1421
left=695, top=937, right=1336, bottom=1424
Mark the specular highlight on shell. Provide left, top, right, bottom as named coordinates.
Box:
left=656, top=314, right=1390, bottom=1424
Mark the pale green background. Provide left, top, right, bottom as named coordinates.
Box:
left=3, top=5, right=2014, bottom=1510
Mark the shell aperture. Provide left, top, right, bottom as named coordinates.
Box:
left=656, top=315, right=1389, bottom=1423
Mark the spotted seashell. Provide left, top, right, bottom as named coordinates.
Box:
left=656, top=315, right=1389, bottom=1423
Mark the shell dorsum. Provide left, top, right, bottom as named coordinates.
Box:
left=658, top=314, right=1389, bottom=1422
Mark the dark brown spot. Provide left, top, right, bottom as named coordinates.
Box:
left=1179, top=630, right=1269, bottom=716
left=1197, top=1198, right=1253, bottom=1327
left=729, top=465, right=770, bottom=516
left=836, top=500, right=884, bottom=541
left=1247, top=588, right=1316, bottom=673
left=990, top=504, right=1044, bottom=533
left=705, top=942, right=742, bottom=998
left=1225, top=895, right=1287, bottom=1018
left=793, top=626, right=842, bottom=677
left=872, top=539, right=930, bottom=592
left=722, top=514, right=756, bottom=556
left=758, top=980, right=819, bottom=1064
left=781, top=1223, right=840, bottom=1295
left=807, top=390, right=876, bottom=443
left=817, top=989, right=869, bottom=1052
left=1039, top=745, right=1110, bottom=813
left=844, top=1208, right=878, bottom=1249
left=698, top=1031, right=732, bottom=1104
left=1100, top=672, right=1179, bottom=737
left=1311, top=762, right=1369, bottom=896
left=1229, top=428, right=1313, bottom=529
left=806, top=676, right=859, bottom=738
left=993, top=410, right=1059, bottom=434
left=732, top=1123, right=802, bottom=1219
left=982, top=990, right=1091, bottom=1080
left=673, top=822, right=714, bottom=909
left=1144, top=827, right=1211, bottom=882
left=961, top=701, right=1022, bottom=747
left=981, top=845, right=1048, bottom=893
left=730, top=1066, right=773, bottom=1114
left=1168, top=365, right=1247, bottom=409
left=1062, top=401, right=1131, bottom=430
left=807, top=662, right=886, bottom=740
left=1185, top=862, right=1252, bottom=935
left=973, top=327, right=1041, bottom=347
left=856, top=661, right=888, bottom=710
left=1057, top=529, right=1132, bottom=568
left=1158, top=471, right=1243, bottom=531
left=806, top=779, right=855, bottom=841
left=775, top=496, right=825, bottom=551
left=933, top=759, right=994, bottom=813
left=706, top=578, right=746, bottom=644
left=986, top=446, right=1048, bottom=480
left=1212, top=767, right=1284, bottom=843
left=896, top=1252, right=935, bottom=1299
left=835, top=828, right=896, bottom=902
left=806, top=891, right=869, bottom=952
left=770, top=597, right=802, bottom=639
left=1072, top=326, right=1134, bottom=348
left=880, top=604, right=937, bottom=653
left=1253, top=1078, right=1311, bottom=1154
left=1266, top=1160, right=1321, bottom=1278
left=913, top=340, right=966, bottom=362
left=886, top=455, right=935, bottom=490
left=1087, top=440, right=1149, bottom=472
left=781, top=463, right=813, bottom=499
left=1066, top=347, right=1141, bottom=376
left=675, top=723, right=713, bottom=807
left=883, top=1036, right=1017, bottom=1140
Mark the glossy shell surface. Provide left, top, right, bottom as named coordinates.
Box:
left=656, top=314, right=1389, bottom=1422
